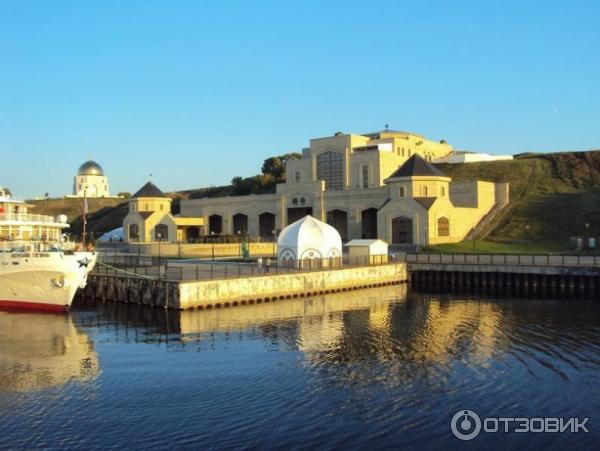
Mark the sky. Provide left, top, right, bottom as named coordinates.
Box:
left=1, top=0, right=599, bottom=198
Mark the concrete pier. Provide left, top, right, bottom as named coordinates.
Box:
left=82, top=263, right=408, bottom=310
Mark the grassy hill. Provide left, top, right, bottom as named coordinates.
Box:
left=28, top=197, right=128, bottom=238
left=434, top=150, right=600, bottom=251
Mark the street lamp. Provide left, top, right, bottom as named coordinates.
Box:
left=585, top=222, right=590, bottom=249
left=272, top=229, right=276, bottom=258
left=525, top=225, right=530, bottom=254
left=211, top=231, right=215, bottom=261
left=157, top=232, right=162, bottom=259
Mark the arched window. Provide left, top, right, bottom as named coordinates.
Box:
left=399, top=186, right=405, bottom=197
left=362, top=165, right=369, bottom=188
left=317, top=151, right=344, bottom=190
left=438, top=217, right=449, bottom=237
left=421, top=186, right=428, bottom=197
left=441, top=186, right=446, bottom=197
left=129, top=224, right=139, bottom=240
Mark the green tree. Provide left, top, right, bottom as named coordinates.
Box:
left=261, top=153, right=301, bottom=181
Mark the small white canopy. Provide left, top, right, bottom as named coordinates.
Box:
left=278, top=215, right=342, bottom=267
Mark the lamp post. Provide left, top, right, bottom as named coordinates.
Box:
left=211, top=231, right=215, bottom=261
left=585, top=222, right=590, bottom=249
left=525, top=225, right=530, bottom=254
left=157, top=232, right=162, bottom=260
left=272, top=229, right=276, bottom=258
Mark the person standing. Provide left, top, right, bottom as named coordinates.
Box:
left=265, top=257, right=271, bottom=273
left=257, top=256, right=263, bottom=274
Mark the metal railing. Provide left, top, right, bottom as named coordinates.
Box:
left=404, top=253, right=600, bottom=268
left=98, top=253, right=169, bottom=267
left=182, top=236, right=276, bottom=244
left=0, top=213, right=62, bottom=224
left=0, top=239, right=76, bottom=252
left=97, top=241, right=277, bottom=259
left=92, top=254, right=396, bottom=282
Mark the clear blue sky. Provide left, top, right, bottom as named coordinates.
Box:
left=1, top=0, right=599, bottom=198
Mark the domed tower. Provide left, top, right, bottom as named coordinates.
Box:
left=73, top=160, right=110, bottom=198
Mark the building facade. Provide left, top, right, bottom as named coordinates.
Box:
left=72, top=160, right=111, bottom=198
left=179, top=130, right=509, bottom=246
left=123, top=181, right=204, bottom=243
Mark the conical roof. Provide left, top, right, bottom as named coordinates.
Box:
left=389, top=154, right=444, bottom=178
left=278, top=215, right=342, bottom=248
left=132, top=181, right=166, bottom=198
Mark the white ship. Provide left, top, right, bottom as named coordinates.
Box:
left=0, top=187, right=96, bottom=312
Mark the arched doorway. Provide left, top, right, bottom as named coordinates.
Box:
left=259, top=212, right=275, bottom=238
left=155, top=224, right=168, bottom=241
left=287, top=207, right=312, bottom=225
left=128, top=224, right=139, bottom=241
left=87, top=185, right=98, bottom=197
left=326, top=209, right=348, bottom=241
left=208, top=214, right=223, bottom=235
left=391, top=216, right=413, bottom=244
left=232, top=213, right=248, bottom=235
left=361, top=208, right=378, bottom=239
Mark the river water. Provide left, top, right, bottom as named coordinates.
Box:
left=1, top=285, right=599, bottom=450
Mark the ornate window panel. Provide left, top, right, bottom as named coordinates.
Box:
left=317, top=151, right=344, bottom=190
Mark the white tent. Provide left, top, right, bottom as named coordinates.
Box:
left=98, top=227, right=124, bottom=242
left=277, top=215, right=342, bottom=268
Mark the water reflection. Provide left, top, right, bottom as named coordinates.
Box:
left=73, top=287, right=595, bottom=373
left=0, top=312, right=99, bottom=392
left=2, top=289, right=600, bottom=449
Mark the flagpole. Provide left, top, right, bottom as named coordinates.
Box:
left=83, top=190, right=87, bottom=250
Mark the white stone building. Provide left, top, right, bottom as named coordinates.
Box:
left=72, top=160, right=110, bottom=198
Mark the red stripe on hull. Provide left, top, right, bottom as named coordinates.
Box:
left=0, top=300, right=69, bottom=313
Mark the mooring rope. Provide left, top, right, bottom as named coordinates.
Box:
left=95, top=260, right=160, bottom=280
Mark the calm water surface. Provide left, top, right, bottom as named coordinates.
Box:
left=1, top=285, right=599, bottom=450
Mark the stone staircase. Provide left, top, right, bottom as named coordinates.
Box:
left=463, top=200, right=509, bottom=242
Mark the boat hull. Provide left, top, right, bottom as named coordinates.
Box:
left=0, top=252, right=96, bottom=313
